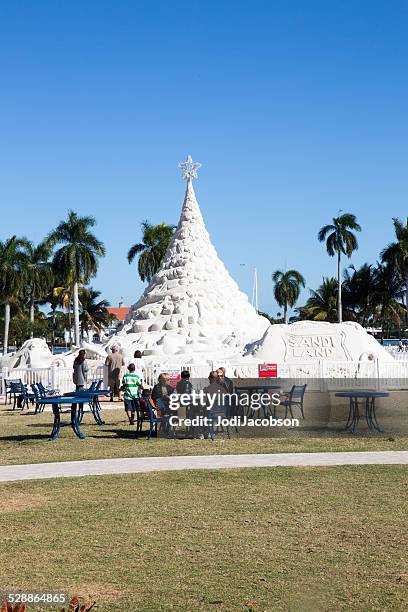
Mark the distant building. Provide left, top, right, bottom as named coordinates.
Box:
left=107, top=306, right=130, bottom=322
left=106, top=305, right=130, bottom=336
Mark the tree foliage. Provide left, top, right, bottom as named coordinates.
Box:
left=128, top=221, right=176, bottom=282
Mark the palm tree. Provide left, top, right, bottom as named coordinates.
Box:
left=0, top=236, right=29, bottom=355
left=318, top=213, right=361, bottom=323
left=127, top=221, right=176, bottom=282
left=52, top=284, right=74, bottom=344
left=298, top=277, right=340, bottom=322
left=381, top=217, right=408, bottom=324
left=47, top=211, right=106, bottom=347
left=42, top=267, right=69, bottom=350
left=372, top=263, right=405, bottom=342
left=342, top=263, right=376, bottom=326
left=79, top=288, right=112, bottom=339
left=22, top=240, right=53, bottom=335
left=46, top=310, right=70, bottom=347
left=52, top=284, right=93, bottom=344
left=272, top=270, right=305, bottom=324
left=45, top=280, right=64, bottom=350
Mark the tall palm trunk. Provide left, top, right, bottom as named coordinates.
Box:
left=68, top=309, right=72, bottom=345
left=405, top=270, right=408, bottom=328
left=337, top=250, right=342, bottom=323
left=284, top=303, right=288, bottom=325
left=380, top=306, right=385, bottom=344
left=73, top=281, right=80, bottom=347
left=3, top=301, right=10, bottom=356
left=30, top=296, right=35, bottom=338
left=52, top=306, right=56, bottom=351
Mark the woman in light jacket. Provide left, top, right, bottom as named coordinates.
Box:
left=73, top=349, right=89, bottom=390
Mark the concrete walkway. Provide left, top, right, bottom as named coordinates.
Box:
left=0, top=451, right=407, bottom=482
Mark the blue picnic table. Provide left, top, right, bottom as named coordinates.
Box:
left=63, top=389, right=110, bottom=425
left=42, top=389, right=110, bottom=441
left=335, top=390, right=389, bottom=433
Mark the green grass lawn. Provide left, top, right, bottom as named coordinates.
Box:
left=0, top=466, right=407, bottom=611
left=1, top=405, right=408, bottom=466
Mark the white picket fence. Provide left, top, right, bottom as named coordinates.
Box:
left=385, top=348, right=408, bottom=360
left=0, top=365, right=106, bottom=396
left=1, top=358, right=408, bottom=396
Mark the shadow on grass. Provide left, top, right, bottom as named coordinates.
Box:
left=0, top=408, right=22, bottom=414
left=0, top=433, right=51, bottom=442
left=90, top=428, right=141, bottom=440
left=24, top=421, right=72, bottom=428
left=92, top=428, right=205, bottom=442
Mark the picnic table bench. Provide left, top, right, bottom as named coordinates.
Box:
left=42, top=389, right=110, bottom=441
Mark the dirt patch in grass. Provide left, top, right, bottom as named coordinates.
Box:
left=0, top=492, right=49, bottom=513
left=69, top=582, right=126, bottom=604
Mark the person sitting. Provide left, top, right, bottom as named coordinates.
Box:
left=137, top=388, right=162, bottom=434
left=176, top=370, right=193, bottom=395
left=121, top=363, right=143, bottom=425
left=152, top=374, right=174, bottom=414
left=139, top=387, right=160, bottom=415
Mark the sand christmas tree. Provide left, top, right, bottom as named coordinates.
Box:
left=117, top=156, right=269, bottom=363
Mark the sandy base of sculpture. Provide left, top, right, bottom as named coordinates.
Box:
left=0, top=321, right=394, bottom=375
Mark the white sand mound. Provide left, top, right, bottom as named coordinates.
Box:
left=245, top=321, right=392, bottom=363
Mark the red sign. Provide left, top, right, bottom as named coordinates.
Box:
left=162, top=369, right=181, bottom=389
left=258, top=363, right=278, bottom=378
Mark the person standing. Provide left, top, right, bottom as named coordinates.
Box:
left=105, top=345, right=125, bottom=401
left=216, top=367, right=234, bottom=394
left=73, top=349, right=89, bottom=391
left=127, top=350, right=145, bottom=379
left=176, top=370, right=195, bottom=433
left=216, top=367, right=235, bottom=418
left=203, top=371, right=226, bottom=440
left=122, top=363, right=143, bottom=425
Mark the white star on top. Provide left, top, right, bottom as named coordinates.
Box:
left=178, top=155, right=202, bottom=180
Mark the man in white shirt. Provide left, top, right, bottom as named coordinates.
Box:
left=127, top=349, right=145, bottom=379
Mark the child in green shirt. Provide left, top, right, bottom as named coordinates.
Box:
left=122, top=363, right=142, bottom=425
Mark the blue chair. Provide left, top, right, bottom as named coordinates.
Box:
left=4, top=379, right=21, bottom=405
left=10, top=381, right=26, bottom=410
left=4, top=378, right=22, bottom=410
left=280, top=385, right=307, bottom=419
left=31, top=383, right=45, bottom=413
left=38, top=381, right=59, bottom=397
left=21, top=383, right=35, bottom=410
left=37, top=382, right=47, bottom=398
left=141, top=396, right=173, bottom=439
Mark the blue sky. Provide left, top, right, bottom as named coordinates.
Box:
left=1, top=0, right=407, bottom=316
